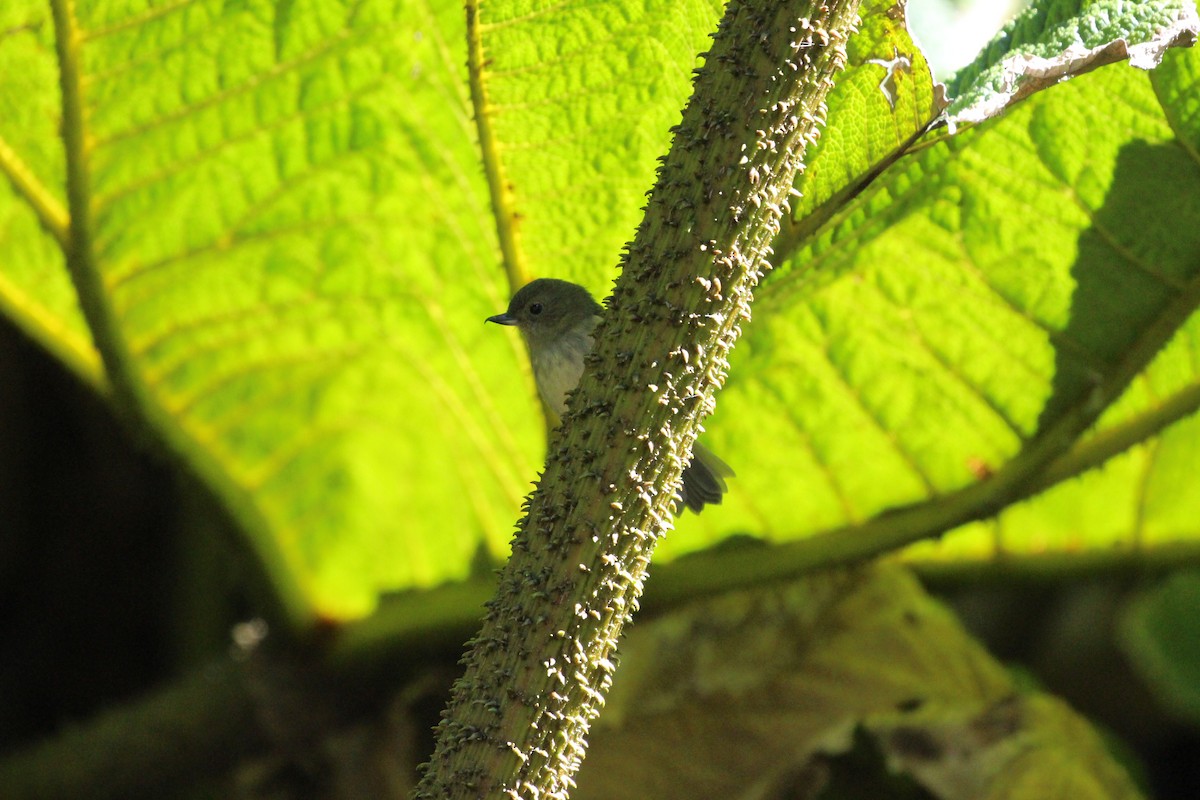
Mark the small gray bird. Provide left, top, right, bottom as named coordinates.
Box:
left=487, top=278, right=732, bottom=513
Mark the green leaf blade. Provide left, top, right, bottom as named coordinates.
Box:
left=787, top=0, right=947, bottom=241
left=0, top=3, right=99, bottom=386
left=473, top=0, right=723, bottom=295
left=946, top=0, right=1199, bottom=125
left=660, top=37, right=1200, bottom=569
left=66, top=0, right=542, bottom=621
left=5, top=0, right=1200, bottom=628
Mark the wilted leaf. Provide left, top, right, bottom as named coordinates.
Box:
left=872, top=693, right=1143, bottom=800
left=574, top=566, right=1141, bottom=800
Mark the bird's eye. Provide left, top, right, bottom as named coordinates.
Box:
left=529, top=303, right=543, bottom=315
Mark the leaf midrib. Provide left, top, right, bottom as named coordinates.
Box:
left=49, top=0, right=318, bottom=632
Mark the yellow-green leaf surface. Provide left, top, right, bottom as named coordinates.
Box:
left=785, top=0, right=945, bottom=245
left=3, top=0, right=1200, bottom=627
left=470, top=0, right=723, bottom=298
left=0, top=5, right=98, bottom=385
left=1, top=0, right=556, bottom=622
left=662, top=5, right=1200, bottom=570
left=0, top=0, right=735, bottom=623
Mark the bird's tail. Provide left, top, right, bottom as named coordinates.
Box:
left=678, top=441, right=734, bottom=514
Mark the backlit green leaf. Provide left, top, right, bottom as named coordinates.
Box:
left=0, top=5, right=97, bottom=385
left=1, top=0, right=1198, bottom=627
left=3, top=0, right=549, bottom=621
left=664, top=14, right=1200, bottom=573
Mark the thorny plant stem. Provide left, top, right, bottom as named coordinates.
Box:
left=413, top=1, right=861, bottom=797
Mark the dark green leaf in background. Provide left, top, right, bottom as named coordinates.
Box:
left=1119, top=570, right=1200, bottom=725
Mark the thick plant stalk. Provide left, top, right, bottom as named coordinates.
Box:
left=414, top=1, right=860, bottom=797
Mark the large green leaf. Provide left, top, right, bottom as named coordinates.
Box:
left=1, top=0, right=548, bottom=621
left=0, top=0, right=733, bottom=623
left=660, top=2, right=1200, bottom=569
left=1, top=0, right=1198, bottom=627
left=468, top=0, right=722, bottom=297
left=0, top=4, right=97, bottom=384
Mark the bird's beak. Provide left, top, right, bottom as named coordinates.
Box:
left=486, top=312, right=517, bottom=326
